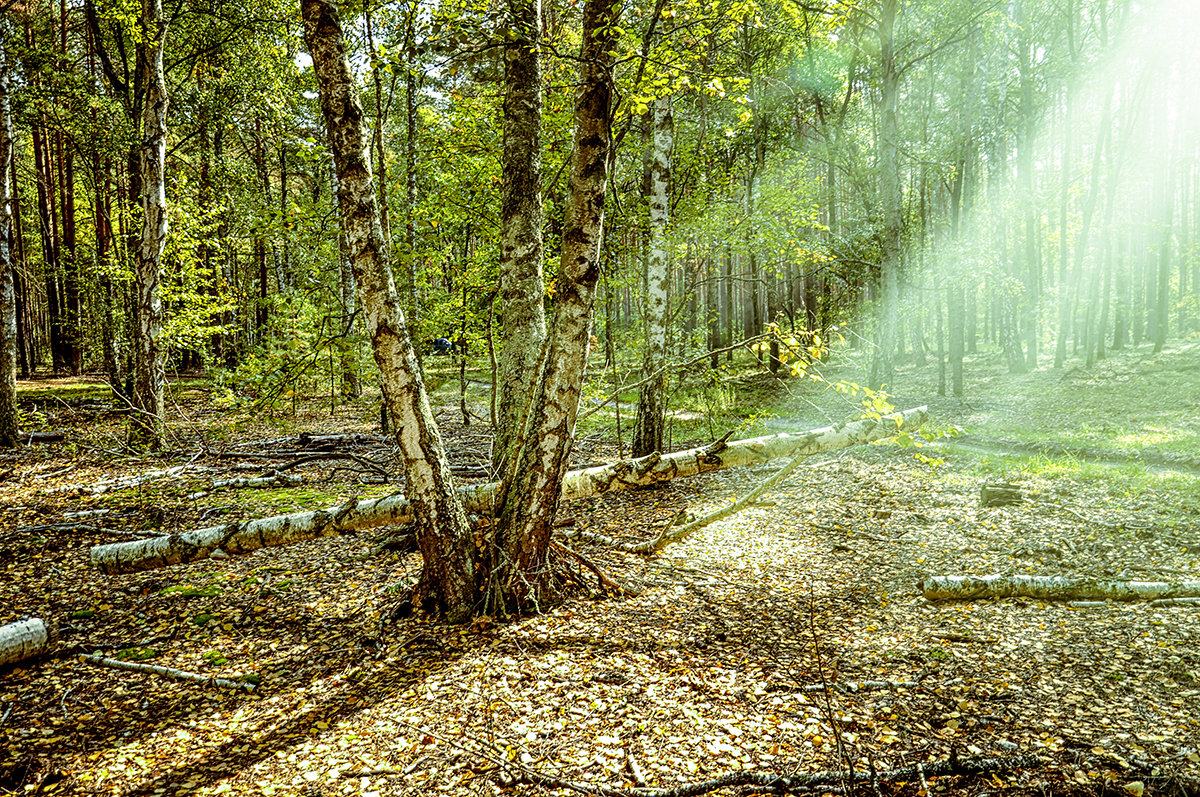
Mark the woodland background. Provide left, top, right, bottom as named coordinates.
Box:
left=0, top=0, right=1196, bottom=408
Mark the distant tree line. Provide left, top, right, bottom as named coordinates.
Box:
left=0, top=0, right=1195, bottom=445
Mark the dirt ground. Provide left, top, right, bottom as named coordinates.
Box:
left=1, top=369, right=1198, bottom=797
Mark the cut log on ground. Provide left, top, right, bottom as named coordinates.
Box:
left=920, top=574, right=1200, bottom=601
left=0, top=619, right=48, bottom=667
left=79, top=653, right=257, bottom=691
left=91, top=407, right=927, bottom=574
left=980, top=483, right=1023, bottom=507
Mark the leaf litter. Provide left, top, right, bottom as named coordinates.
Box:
left=0, top=386, right=1198, bottom=797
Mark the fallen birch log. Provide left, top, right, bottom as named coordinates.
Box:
left=187, top=473, right=304, bottom=499
left=91, top=407, right=927, bottom=574
left=920, top=574, right=1200, bottom=601
left=0, top=619, right=48, bottom=667
left=80, top=653, right=257, bottom=691
left=1070, top=597, right=1200, bottom=608
left=513, top=754, right=1041, bottom=797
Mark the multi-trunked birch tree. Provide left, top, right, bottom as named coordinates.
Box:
left=296, top=0, right=621, bottom=618
left=92, top=0, right=927, bottom=620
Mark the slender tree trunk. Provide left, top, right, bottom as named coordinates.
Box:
left=129, top=0, right=168, bottom=449
left=494, top=0, right=547, bottom=470
left=632, top=94, right=673, bottom=456
left=96, top=159, right=122, bottom=398
left=333, top=163, right=360, bottom=399
left=30, top=118, right=65, bottom=372
left=253, top=119, right=270, bottom=339
left=869, top=0, right=900, bottom=390
left=491, top=0, right=619, bottom=615
left=0, top=22, right=19, bottom=446
left=302, top=0, right=476, bottom=621
left=9, top=147, right=27, bottom=377
left=401, top=0, right=420, bottom=328
left=365, top=5, right=392, bottom=248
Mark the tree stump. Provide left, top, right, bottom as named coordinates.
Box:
left=0, top=619, right=48, bottom=667
left=981, top=483, right=1023, bottom=507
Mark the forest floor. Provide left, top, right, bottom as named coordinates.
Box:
left=1, top=341, right=1199, bottom=797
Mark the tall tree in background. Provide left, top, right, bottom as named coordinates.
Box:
left=869, top=0, right=901, bottom=390
left=129, top=0, right=169, bottom=449
left=632, top=94, right=673, bottom=456
left=0, top=18, right=18, bottom=448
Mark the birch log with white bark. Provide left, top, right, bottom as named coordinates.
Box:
left=920, top=574, right=1200, bottom=601
left=91, top=407, right=925, bottom=574
left=0, top=619, right=47, bottom=667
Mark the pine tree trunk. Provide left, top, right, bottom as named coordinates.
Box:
left=129, top=0, right=168, bottom=450
left=494, top=0, right=547, bottom=470
left=632, top=94, right=672, bottom=457
left=301, top=0, right=476, bottom=621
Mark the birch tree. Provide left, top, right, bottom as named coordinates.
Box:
left=489, top=0, right=621, bottom=614
left=129, top=0, right=169, bottom=449
left=301, top=0, right=476, bottom=620
left=0, top=19, right=18, bottom=448
left=632, top=94, right=673, bottom=456
left=494, top=0, right=547, bottom=471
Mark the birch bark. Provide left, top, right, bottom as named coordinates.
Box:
left=493, top=0, right=547, bottom=471
left=129, top=0, right=168, bottom=449
left=632, top=94, right=673, bottom=456
left=490, top=0, right=621, bottom=613
left=301, top=0, right=476, bottom=620
left=0, top=21, right=17, bottom=448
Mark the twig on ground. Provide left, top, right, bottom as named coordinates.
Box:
left=787, top=680, right=919, bottom=695
left=396, top=707, right=1041, bottom=797
left=79, top=653, right=256, bottom=692
left=550, top=540, right=642, bottom=596
left=626, top=750, right=647, bottom=787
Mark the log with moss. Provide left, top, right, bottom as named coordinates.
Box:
left=919, top=574, right=1200, bottom=601
left=91, top=407, right=927, bottom=574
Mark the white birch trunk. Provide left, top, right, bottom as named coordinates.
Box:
left=301, top=0, right=476, bottom=620
left=92, top=407, right=926, bottom=574
left=0, top=619, right=47, bottom=667
left=130, top=0, right=169, bottom=449
left=632, top=94, right=673, bottom=457
left=920, top=574, right=1200, bottom=601
left=0, top=21, right=17, bottom=448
